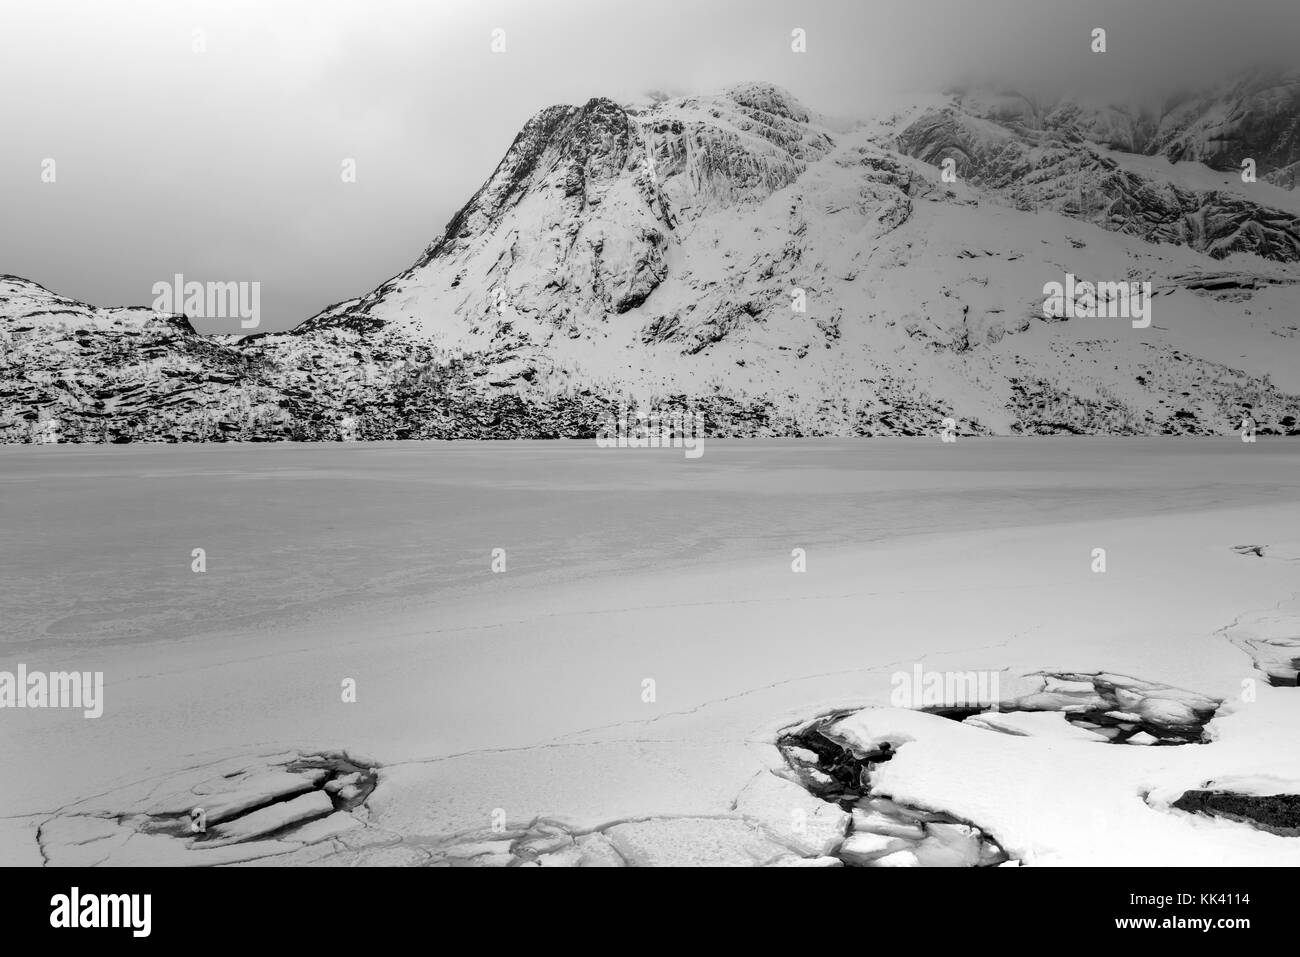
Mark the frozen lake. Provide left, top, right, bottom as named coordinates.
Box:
left=3, top=438, right=1300, bottom=866
left=3, top=437, right=1297, bottom=648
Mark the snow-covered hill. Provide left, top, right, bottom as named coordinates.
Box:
left=5, top=78, right=1300, bottom=442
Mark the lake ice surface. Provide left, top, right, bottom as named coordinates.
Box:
left=3, top=437, right=1295, bottom=647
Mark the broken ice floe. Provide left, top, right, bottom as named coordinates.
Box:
left=994, top=671, right=1221, bottom=744
left=773, top=670, right=1231, bottom=866
left=906, top=671, right=1220, bottom=745
left=776, top=712, right=1010, bottom=867
left=36, top=750, right=379, bottom=866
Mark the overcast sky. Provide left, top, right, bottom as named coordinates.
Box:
left=2, top=0, right=1297, bottom=332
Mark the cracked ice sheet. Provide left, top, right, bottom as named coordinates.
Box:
left=0, top=817, right=46, bottom=867
left=370, top=741, right=762, bottom=838
left=1221, top=593, right=1300, bottom=685
left=4, top=472, right=1300, bottom=863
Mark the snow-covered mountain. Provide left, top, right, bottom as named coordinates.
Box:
left=5, top=77, right=1300, bottom=442
left=0, top=274, right=614, bottom=443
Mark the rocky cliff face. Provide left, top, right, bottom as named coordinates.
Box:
left=938, top=70, right=1300, bottom=185
left=896, top=87, right=1300, bottom=262
left=5, top=78, right=1300, bottom=442
left=0, top=275, right=255, bottom=443
left=1150, top=69, right=1300, bottom=186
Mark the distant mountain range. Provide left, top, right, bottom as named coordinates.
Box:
left=5, top=72, right=1300, bottom=442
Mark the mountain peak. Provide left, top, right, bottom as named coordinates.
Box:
left=302, top=82, right=840, bottom=341
left=723, top=81, right=812, bottom=123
